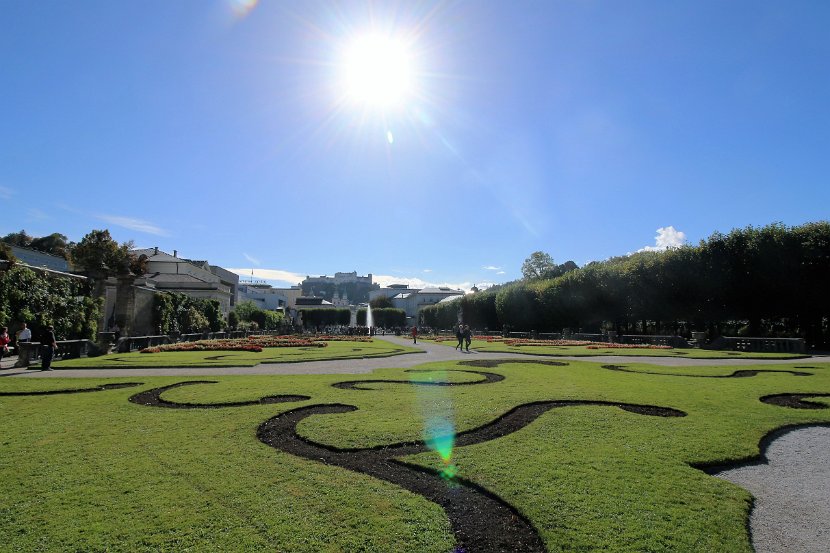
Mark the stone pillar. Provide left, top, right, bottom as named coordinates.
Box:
left=114, top=275, right=137, bottom=337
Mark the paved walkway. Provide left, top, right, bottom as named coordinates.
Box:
left=1, top=335, right=826, bottom=378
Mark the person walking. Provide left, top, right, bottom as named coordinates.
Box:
left=411, top=325, right=418, bottom=344
left=0, top=327, right=10, bottom=367
left=463, top=325, right=472, bottom=352
left=40, top=325, right=57, bottom=371
left=455, top=324, right=464, bottom=350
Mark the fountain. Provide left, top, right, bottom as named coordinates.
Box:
left=366, top=303, right=374, bottom=335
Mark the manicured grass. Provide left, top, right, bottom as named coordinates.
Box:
left=2, top=358, right=830, bottom=551
left=51, top=339, right=421, bottom=369
left=424, top=338, right=806, bottom=359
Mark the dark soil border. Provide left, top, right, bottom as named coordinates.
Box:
left=127, top=381, right=310, bottom=408
left=122, top=364, right=685, bottom=553
left=466, top=347, right=808, bottom=360
left=759, top=393, right=830, bottom=409
left=256, top=399, right=685, bottom=552
left=601, top=364, right=813, bottom=378
left=0, top=382, right=143, bottom=396
left=332, top=369, right=505, bottom=390
left=458, top=359, right=569, bottom=368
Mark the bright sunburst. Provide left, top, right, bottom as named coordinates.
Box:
left=340, top=33, right=416, bottom=109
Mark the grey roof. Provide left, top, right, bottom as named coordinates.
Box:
left=420, top=287, right=464, bottom=294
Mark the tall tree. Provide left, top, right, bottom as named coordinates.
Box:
left=30, top=233, right=71, bottom=259
left=1, top=230, right=32, bottom=248
left=521, top=251, right=556, bottom=280
left=71, top=230, right=134, bottom=276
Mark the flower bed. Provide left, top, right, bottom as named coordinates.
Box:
left=586, top=343, right=672, bottom=350
left=141, top=335, right=328, bottom=354
left=503, top=339, right=599, bottom=347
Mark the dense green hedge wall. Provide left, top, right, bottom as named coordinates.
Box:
left=298, top=308, right=351, bottom=328
left=420, top=222, right=830, bottom=347
left=356, top=308, right=406, bottom=327
left=0, top=266, right=101, bottom=340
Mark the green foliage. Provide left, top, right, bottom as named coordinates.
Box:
left=71, top=229, right=134, bottom=276
left=521, top=251, right=555, bottom=280
left=0, top=265, right=101, bottom=339
left=369, top=295, right=394, bottom=309
left=3, top=358, right=830, bottom=551
left=496, top=222, right=830, bottom=346
left=232, top=300, right=286, bottom=330
left=153, top=293, right=223, bottom=334
left=357, top=308, right=406, bottom=327
left=227, top=311, right=239, bottom=330
left=1, top=230, right=32, bottom=248
left=418, top=291, right=502, bottom=330
left=30, top=232, right=72, bottom=259
left=299, top=308, right=351, bottom=328
left=0, top=242, right=16, bottom=264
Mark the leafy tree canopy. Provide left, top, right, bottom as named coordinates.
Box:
left=1, top=230, right=33, bottom=248
left=521, top=251, right=556, bottom=280
left=71, top=230, right=135, bottom=276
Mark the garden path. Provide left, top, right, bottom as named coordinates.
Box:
left=1, top=334, right=826, bottom=378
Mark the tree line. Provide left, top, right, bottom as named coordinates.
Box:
left=421, top=222, right=830, bottom=348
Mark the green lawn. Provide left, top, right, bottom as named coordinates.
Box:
left=427, top=338, right=807, bottom=359
left=51, top=339, right=421, bottom=368
left=2, top=358, right=829, bottom=551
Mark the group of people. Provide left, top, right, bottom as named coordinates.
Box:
left=455, top=324, right=473, bottom=352
left=0, top=322, right=58, bottom=371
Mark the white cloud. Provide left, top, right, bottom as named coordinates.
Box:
left=243, top=253, right=261, bottom=266
left=482, top=265, right=502, bottom=271
left=496, top=270, right=505, bottom=275
left=0, top=186, right=13, bottom=200
left=97, top=214, right=168, bottom=236
left=423, top=268, right=433, bottom=273
left=638, top=226, right=687, bottom=252
left=27, top=208, right=49, bottom=221
left=227, top=268, right=306, bottom=286
left=374, top=274, right=473, bottom=294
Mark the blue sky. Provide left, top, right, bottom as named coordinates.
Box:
left=2, top=1, right=828, bottom=291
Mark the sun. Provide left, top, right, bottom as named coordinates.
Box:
left=340, top=33, right=416, bottom=109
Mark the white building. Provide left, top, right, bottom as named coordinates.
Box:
left=237, top=282, right=289, bottom=311
left=383, top=286, right=465, bottom=324
left=130, top=248, right=238, bottom=315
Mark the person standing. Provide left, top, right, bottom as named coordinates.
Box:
left=16, top=322, right=31, bottom=342
left=0, top=327, right=10, bottom=367
left=411, top=326, right=418, bottom=344
left=455, top=324, right=463, bottom=350
left=463, top=325, right=472, bottom=352
left=40, top=325, right=57, bottom=371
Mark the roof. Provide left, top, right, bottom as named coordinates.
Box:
left=146, top=273, right=209, bottom=284
left=132, top=248, right=180, bottom=262
left=419, top=287, right=464, bottom=294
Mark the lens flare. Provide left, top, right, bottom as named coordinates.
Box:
left=425, top=415, right=455, bottom=463
left=228, top=0, right=258, bottom=17
left=410, top=370, right=458, bottom=481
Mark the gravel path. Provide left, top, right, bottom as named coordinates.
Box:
left=0, top=336, right=826, bottom=378
left=714, top=426, right=830, bottom=553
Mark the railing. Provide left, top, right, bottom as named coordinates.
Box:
left=620, top=335, right=691, bottom=348
left=707, top=336, right=806, bottom=354
left=116, top=335, right=172, bottom=353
